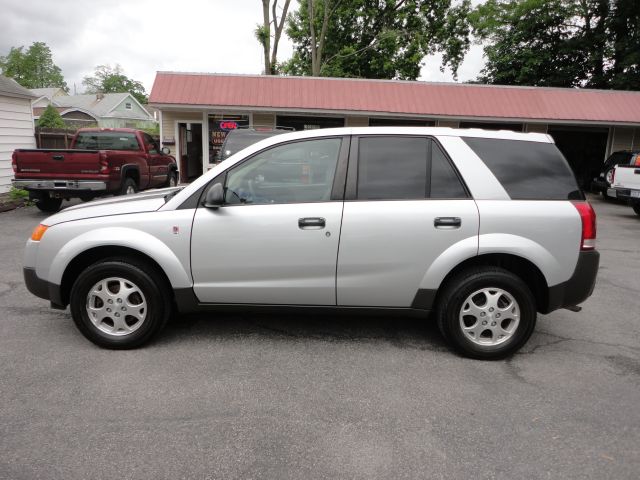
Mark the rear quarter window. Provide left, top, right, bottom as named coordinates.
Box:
left=463, top=137, right=583, bottom=200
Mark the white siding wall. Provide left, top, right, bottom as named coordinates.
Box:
left=0, top=95, right=35, bottom=193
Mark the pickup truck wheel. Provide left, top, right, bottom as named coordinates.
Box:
left=163, top=170, right=177, bottom=188
left=436, top=268, right=537, bottom=359
left=120, top=177, right=138, bottom=196
left=35, top=195, right=63, bottom=213
left=69, top=258, right=171, bottom=349
left=633, top=204, right=640, bottom=216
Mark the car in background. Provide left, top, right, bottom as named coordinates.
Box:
left=591, top=150, right=640, bottom=200
left=12, top=128, right=178, bottom=212
left=217, top=126, right=293, bottom=163
left=609, top=163, right=640, bottom=216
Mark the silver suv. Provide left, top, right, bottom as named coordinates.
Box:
left=22, top=128, right=599, bottom=359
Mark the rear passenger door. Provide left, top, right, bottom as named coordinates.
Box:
left=336, top=136, right=479, bottom=308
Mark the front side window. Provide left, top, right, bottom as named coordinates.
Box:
left=224, top=138, right=341, bottom=205
left=143, top=133, right=159, bottom=154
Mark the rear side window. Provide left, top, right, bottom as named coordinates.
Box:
left=356, top=137, right=468, bottom=200
left=463, top=137, right=583, bottom=200
left=431, top=143, right=468, bottom=198
left=74, top=132, right=140, bottom=151
left=357, top=137, right=428, bottom=199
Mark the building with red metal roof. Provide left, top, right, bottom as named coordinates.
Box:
left=149, top=71, right=640, bottom=185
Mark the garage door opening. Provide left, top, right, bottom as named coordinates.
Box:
left=548, top=126, right=609, bottom=190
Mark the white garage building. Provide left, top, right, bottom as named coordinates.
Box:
left=0, top=75, right=36, bottom=194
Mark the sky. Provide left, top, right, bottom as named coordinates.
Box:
left=0, top=0, right=485, bottom=94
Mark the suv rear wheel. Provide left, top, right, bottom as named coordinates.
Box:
left=436, top=268, right=537, bottom=359
left=69, top=258, right=171, bottom=349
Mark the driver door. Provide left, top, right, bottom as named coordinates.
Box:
left=190, top=136, right=348, bottom=305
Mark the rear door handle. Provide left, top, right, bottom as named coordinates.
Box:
left=634, top=169, right=640, bottom=174
left=434, top=217, right=461, bottom=229
left=298, top=217, right=325, bottom=229
left=52, top=155, right=64, bottom=161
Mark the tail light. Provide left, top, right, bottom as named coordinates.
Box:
left=11, top=152, right=17, bottom=173
left=98, top=151, right=109, bottom=174
left=573, top=201, right=596, bottom=251
left=634, top=154, right=640, bottom=166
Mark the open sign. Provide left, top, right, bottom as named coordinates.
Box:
left=219, top=121, right=238, bottom=131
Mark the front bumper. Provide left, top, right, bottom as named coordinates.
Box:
left=23, top=268, right=64, bottom=308
left=545, top=250, right=600, bottom=313
left=12, top=179, right=107, bottom=191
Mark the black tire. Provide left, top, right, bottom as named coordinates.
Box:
left=120, top=177, right=138, bottom=196
left=163, top=170, right=178, bottom=188
left=435, top=267, right=537, bottom=360
left=69, top=258, right=171, bottom=349
left=35, top=195, right=63, bottom=212
left=633, top=204, right=640, bottom=216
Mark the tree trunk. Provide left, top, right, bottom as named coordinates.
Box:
left=262, top=0, right=271, bottom=74
left=308, top=0, right=318, bottom=75
left=270, top=0, right=292, bottom=74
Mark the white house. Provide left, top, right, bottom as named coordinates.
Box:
left=0, top=76, right=36, bottom=194
left=31, top=89, right=156, bottom=130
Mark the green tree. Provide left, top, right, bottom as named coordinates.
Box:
left=0, top=42, right=68, bottom=91
left=37, top=104, right=66, bottom=129
left=83, top=64, right=148, bottom=104
left=471, top=0, right=640, bottom=90
left=282, top=0, right=472, bottom=80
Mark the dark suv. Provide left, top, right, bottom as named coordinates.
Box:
left=217, top=127, right=293, bottom=163
left=591, top=150, right=640, bottom=199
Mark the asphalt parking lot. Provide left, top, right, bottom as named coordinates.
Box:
left=0, top=195, right=639, bottom=480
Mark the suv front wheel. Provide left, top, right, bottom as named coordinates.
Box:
left=69, top=258, right=171, bottom=349
left=436, top=268, right=537, bottom=359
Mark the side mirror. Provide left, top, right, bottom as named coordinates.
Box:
left=203, top=183, right=224, bottom=208
left=161, top=146, right=171, bottom=155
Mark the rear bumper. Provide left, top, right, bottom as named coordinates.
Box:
left=23, top=267, right=64, bottom=308
left=609, top=187, right=640, bottom=204
left=12, top=179, right=107, bottom=191
left=545, top=250, right=600, bottom=313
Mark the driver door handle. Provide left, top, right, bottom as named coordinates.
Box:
left=298, top=217, right=326, bottom=229
left=434, top=217, right=461, bottom=229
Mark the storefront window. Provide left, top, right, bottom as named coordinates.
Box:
left=208, top=114, right=250, bottom=164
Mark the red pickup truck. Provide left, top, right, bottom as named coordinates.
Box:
left=12, top=128, right=178, bottom=212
